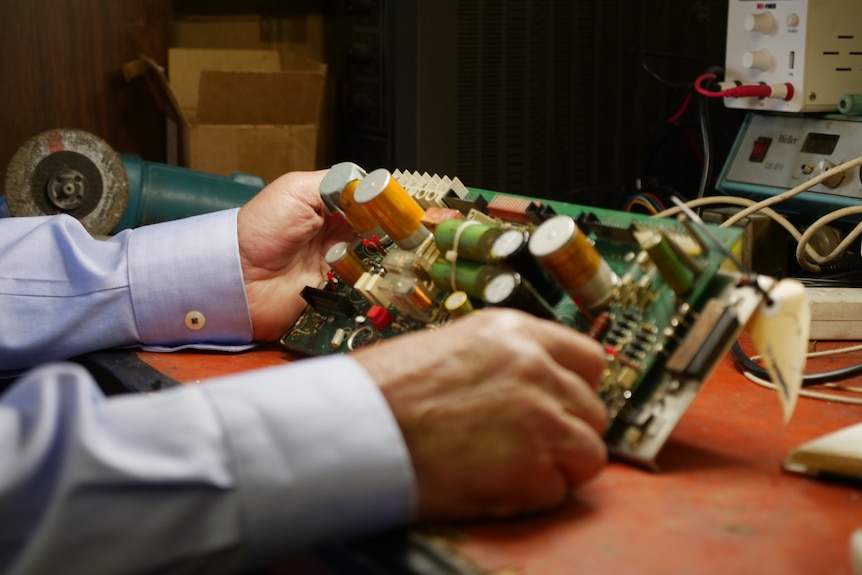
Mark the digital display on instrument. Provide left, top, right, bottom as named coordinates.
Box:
left=801, top=132, right=839, bottom=155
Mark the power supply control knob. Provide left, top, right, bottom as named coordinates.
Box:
left=745, top=12, right=774, bottom=34
left=743, top=50, right=773, bottom=71
left=802, top=160, right=845, bottom=189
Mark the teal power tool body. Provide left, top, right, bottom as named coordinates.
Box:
left=4, top=129, right=265, bottom=235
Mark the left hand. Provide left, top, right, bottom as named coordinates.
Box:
left=237, top=169, right=354, bottom=341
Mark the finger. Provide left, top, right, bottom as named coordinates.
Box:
left=474, top=309, right=607, bottom=389
left=550, top=413, right=608, bottom=487
left=543, top=365, right=609, bottom=434
left=528, top=319, right=607, bottom=389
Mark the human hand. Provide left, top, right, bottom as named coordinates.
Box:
left=352, top=308, right=609, bottom=521
left=237, top=170, right=354, bottom=341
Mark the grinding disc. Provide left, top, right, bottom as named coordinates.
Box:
left=5, top=128, right=128, bottom=235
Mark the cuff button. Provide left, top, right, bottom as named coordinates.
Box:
left=185, top=311, right=206, bottom=330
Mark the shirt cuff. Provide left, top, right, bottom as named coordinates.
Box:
left=127, top=209, right=253, bottom=346
left=201, top=354, right=417, bottom=561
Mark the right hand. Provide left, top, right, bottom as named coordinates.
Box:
left=352, top=308, right=609, bottom=521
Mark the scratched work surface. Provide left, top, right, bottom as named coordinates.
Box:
left=451, top=338, right=862, bottom=575
left=138, top=338, right=862, bottom=575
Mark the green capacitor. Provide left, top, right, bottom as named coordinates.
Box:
left=643, top=232, right=694, bottom=296
left=434, top=219, right=503, bottom=263
left=431, top=260, right=502, bottom=300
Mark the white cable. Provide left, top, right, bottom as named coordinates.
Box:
left=652, top=195, right=821, bottom=262
left=803, top=343, right=862, bottom=359
left=743, top=371, right=862, bottom=405
left=652, top=189, right=862, bottom=273
left=720, top=154, right=862, bottom=228
left=795, top=205, right=862, bottom=272
left=749, top=342, right=862, bottom=361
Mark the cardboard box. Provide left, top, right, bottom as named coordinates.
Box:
left=169, top=12, right=334, bottom=170
left=171, top=13, right=326, bottom=64
left=128, top=47, right=326, bottom=184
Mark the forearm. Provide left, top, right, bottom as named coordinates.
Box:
left=0, top=211, right=253, bottom=372
left=0, top=357, right=415, bottom=575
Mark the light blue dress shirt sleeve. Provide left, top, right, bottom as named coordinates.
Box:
left=1, top=358, right=416, bottom=575
left=0, top=209, right=252, bottom=372
left=0, top=212, right=417, bottom=574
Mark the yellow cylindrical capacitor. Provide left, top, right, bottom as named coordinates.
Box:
left=320, top=162, right=382, bottom=238
left=528, top=215, right=618, bottom=310
left=444, top=290, right=474, bottom=317
left=353, top=168, right=430, bottom=250
left=319, top=162, right=365, bottom=213
left=340, top=178, right=384, bottom=238
left=325, top=241, right=369, bottom=286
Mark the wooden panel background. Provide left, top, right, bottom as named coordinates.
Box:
left=0, top=0, right=171, bottom=190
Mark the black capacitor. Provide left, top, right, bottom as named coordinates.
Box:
left=490, top=229, right=564, bottom=305
left=483, top=271, right=557, bottom=320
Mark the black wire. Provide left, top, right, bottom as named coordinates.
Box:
left=731, top=341, right=862, bottom=386
left=693, top=67, right=725, bottom=205
left=640, top=49, right=708, bottom=88
left=696, top=92, right=712, bottom=203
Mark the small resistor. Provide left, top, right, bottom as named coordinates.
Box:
left=618, top=312, right=639, bottom=331
left=587, top=311, right=613, bottom=341
left=621, top=347, right=646, bottom=363
left=608, top=325, right=630, bottom=342
left=628, top=336, right=651, bottom=353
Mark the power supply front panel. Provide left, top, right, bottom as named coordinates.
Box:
left=724, top=0, right=862, bottom=112
left=717, top=112, right=862, bottom=218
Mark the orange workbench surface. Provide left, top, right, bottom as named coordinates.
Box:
left=138, top=339, right=862, bottom=575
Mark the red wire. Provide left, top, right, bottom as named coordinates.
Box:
left=694, top=73, right=719, bottom=97
left=694, top=72, right=791, bottom=100
left=667, top=93, right=693, bottom=125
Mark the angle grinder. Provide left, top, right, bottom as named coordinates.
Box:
left=4, top=128, right=265, bottom=235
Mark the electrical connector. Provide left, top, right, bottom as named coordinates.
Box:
left=695, top=73, right=794, bottom=101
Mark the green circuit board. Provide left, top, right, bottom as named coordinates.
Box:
left=281, top=186, right=755, bottom=469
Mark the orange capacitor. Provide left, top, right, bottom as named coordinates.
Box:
left=319, top=162, right=382, bottom=238
left=339, top=178, right=382, bottom=237
left=528, top=215, right=618, bottom=310
left=324, top=241, right=369, bottom=286
left=319, top=162, right=364, bottom=213
left=353, top=168, right=430, bottom=250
